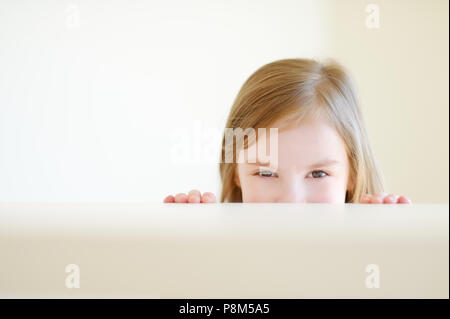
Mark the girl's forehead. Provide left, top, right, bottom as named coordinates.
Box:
left=242, top=119, right=348, bottom=168
left=261, top=119, right=343, bottom=149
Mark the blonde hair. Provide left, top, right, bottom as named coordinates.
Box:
left=219, top=58, right=385, bottom=203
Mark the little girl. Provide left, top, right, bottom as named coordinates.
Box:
left=164, top=58, right=411, bottom=204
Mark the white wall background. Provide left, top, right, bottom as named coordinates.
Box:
left=0, top=0, right=448, bottom=203
left=0, top=0, right=328, bottom=203
left=322, top=0, right=449, bottom=203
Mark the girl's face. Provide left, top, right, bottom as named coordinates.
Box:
left=235, top=119, right=352, bottom=203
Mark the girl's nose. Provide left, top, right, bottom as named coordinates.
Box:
left=276, top=180, right=306, bottom=203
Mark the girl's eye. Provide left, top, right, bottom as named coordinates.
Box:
left=308, top=170, right=328, bottom=179
left=255, top=170, right=277, bottom=178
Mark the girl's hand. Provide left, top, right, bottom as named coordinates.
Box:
left=360, top=193, right=412, bottom=204
left=163, top=190, right=217, bottom=203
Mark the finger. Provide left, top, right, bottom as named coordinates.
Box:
left=383, top=194, right=397, bottom=204
left=188, top=189, right=201, bottom=203
left=360, top=194, right=371, bottom=203
left=201, top=192, right=216, bottom=203
left=163, top=195, right=175, bottom=203
left=397, top=195, right=411, bottom=204
left=174, top=193, right=188, bottom=203
left=370, top=193, right=384, bottom=204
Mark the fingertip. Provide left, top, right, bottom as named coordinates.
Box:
left=398, top=196, right=411, bottom=204
left=201, top=192, right=216, bottom=203
left=360, top=194, right=371, bottom=203
left=187, top=189, right=201, bottom=203
left=370, top=194, right=383, bottom=204
left=188, top=195, right=201, bottom=203
left=163, top=195, right=175, bottom=203
left=175, top=193, right=188, bottom=203
left=383, top=194, right=396, bottom=204
left=188, top=189, right=201, bottom=196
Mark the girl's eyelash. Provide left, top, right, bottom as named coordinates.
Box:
left=254, top=170, right=277, bottom=178
left=253, top=170, right=329, bottom=178
left=308, top=170, right=329, bottom=178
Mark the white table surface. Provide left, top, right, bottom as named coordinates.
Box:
left=0, top=203, right=448, bottom=298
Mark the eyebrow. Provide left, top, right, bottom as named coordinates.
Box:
left=305, top=159, right=340, bottom=169
left=248, top=159, right=340, bottom=170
